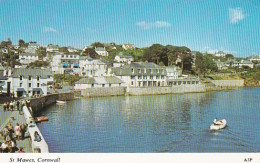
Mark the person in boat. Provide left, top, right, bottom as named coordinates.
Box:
left=213, top=117, right=223, bottom=125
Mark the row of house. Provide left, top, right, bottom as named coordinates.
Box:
left=0, top=68, right=53, bottom=97
left=215, top=59, right=255, bottom=70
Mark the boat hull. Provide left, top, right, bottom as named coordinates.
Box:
left=56, top=100, right=67, bottom=104
left=210, top=119, right=227, bottom=130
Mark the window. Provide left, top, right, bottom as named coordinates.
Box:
left=138, top=69, right=141, bottom=73
left=143, top=76, right=147, bottom=79
left=138, top=76, right=142, bottom=79
left=92, top=84, right=94, bottom=87
left=29, top=83, right=31, bottom=87
left=37, top=76, right=40, bottom=81
left=119, top=83, right=121, bottom=86
left=131, top=81, right=134, bottom=86
left=62, top=55, right=64, bottom=58
left=161, top=76, right=164, bottom=79
left=29, top=76, right=32, bottom=80
left=28, top=91, right=31, bottom=94
left=131, top=76, right=135, bottom=79
left=131, top=68, right=134, bottom=73
left=37, top=83, right=40, bottom=87
left=70, top=55, right=72, bottom=58
left=109, top=84, right=111, bottom=87
left=74, top=55, right=76, bottom=58
left=156, top=76, right=159, bottom=79
left=20, top=76, right=23, bottom=80
left=157, top=69, right=159, bottom=73
left=102, top=84, right=105, bottom=87
left=20, top=83, right=22, bottom=87
left=150, top=76, right=153, bottom=79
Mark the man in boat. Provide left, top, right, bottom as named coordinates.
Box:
left=213, top=117, right=223, bottom=125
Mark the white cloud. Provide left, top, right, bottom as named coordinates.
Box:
left=42, top=26, right=58, bottom=33
left=229, top=8, right=245, bottom=24
left=136, top=21, right=171, bottom=29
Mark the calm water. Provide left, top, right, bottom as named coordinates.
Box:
left=37, top=88, right=260, bottom=152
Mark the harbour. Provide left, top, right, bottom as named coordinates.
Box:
left=34, top=87, right=260, bottom=152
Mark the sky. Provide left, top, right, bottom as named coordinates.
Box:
left=0, top=0, right=259, bottom=57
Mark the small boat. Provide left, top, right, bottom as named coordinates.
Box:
left=35, top=117, right=49, bottom=122
left=210, top=119, right=227, bottom=130
left=56, top=100, right=67, bottom=104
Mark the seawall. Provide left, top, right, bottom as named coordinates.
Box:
left=81, top=87, right=126, bottom=97
left=127, top=84, right=205, bottom=95
left=211, top=80, right=244, bottom=87
left=23, top=106, right=49, bottom=153
left=79, top=84, right=205, bottom=97
left=30, top=91, right=79, bottom=115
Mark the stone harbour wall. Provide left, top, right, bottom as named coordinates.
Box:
left=81, top=87, right=126, bottom=97
left=127, top=84, right=206, bottom=95
left=211, top=80, right=244, bottom=87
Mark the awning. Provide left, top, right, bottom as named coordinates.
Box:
left=17, top=88, right=25, bottom=92
left=62, top=63, right=68, bottom=67
left=0, top=82, right=5, bottom=87
left=33, top=88, right=43, bottom=92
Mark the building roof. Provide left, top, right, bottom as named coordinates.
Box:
left=79, top=56, right=92, bottom=60
left=86, top=58, right=109, bottom=65
left=111, top=62, right=166, bottom=76
left=240, top=60, right=253, bottom=64
left=19, top=53, right=38, bottom=57
left=12, top=68, right=53, bottom=79
left=76, top=76, right=123, bottom=85
left=95, top=47, right=106, bottom=51
left=47, top=44, right=59, bottom=49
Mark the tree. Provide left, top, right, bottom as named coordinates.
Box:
left=82, top=48, right=99, bottom=59
left=18, top=39, right=26, bottom=47
left=226, top=54, right=234, bottom=59
left=91, top=42, right=104, bottom=48
left=142, top=44, right=168, bottom=65
left=59, top=47, right=69, bottom=53
left=195, top=52, right=217, bottom=77
left=36, top=47, right=46, bottom=59
left=195, top=52, right=207, bottom=76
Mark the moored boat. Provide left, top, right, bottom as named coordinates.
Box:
left=210, top=119, right=227, bottom=130
left=56, top=100, right=67, bottom=104
left=35, top=117, right=49, bottom=122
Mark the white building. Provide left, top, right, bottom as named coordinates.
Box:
left=19, top=53, right=39, bottom=65
left=165, top=66, right=179, bottom=80
left=51, top=53, right=80, bottom=74
left=2, top=68, right=53, bottom=97
left=249, top=55, right=260, bottom=62
left=114, top=53, right=134, bottom=63
left=68, top=46, right=78, bottom=53
left=239, top=60, right=254, bottom=68
left=79, top=58, right=109, bottom=77
left=214, top=51, right=226, bottom=57
left=95, top=47, right=109, bottom=56
left=122, top=43, right=136, bottom=50
left=74, top=76, right=124, bottom=89
left=111, top=62, right=167, bottom=87
left=46, top=44, right=59, bottom=53
left=24, top=43, right=40, bottom=53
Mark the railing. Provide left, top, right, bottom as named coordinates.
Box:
left=22, top=106, right=49, bottom=153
